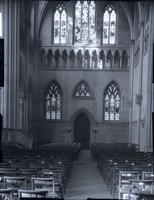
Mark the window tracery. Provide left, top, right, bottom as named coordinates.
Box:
left=103, top=5, right=116, bottom=44
left=46, top=81, right=62, bottom=120
left=104, top=82, right=120, bottom=121
left=54, top=4, right=67, bottom=44
left=74, top=81, right=92, bottom=97
left=75, top=1, right=95, bottom=44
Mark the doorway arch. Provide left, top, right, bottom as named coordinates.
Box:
left=70, top=108, right=95, bottom=149
left=74, top=114, right=90, bottom=149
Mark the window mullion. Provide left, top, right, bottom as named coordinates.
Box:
left=51, top=97, right=52, bottom=119
left=88, top=3, right=89, bottom=43
left=80, top=2, right=82, bottom=43
left=114, top=94, right=115, bottom=120
left=60, top=12, right=61, bottom=44
left=55, top=98, right=57, bottom=119
left=108, top=12, right=111, bottom=44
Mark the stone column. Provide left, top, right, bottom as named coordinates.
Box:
left=129, top=39, right=135, bottom=147
left=3, top=0, right=20, bottom=128
left=145, top=3, right=154, bottom=152
left=19, top=92, right=25, bottom=130
left=138, top=20, right=144, bottom=151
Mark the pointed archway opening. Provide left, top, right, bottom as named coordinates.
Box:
left=74, top=114, right=90, bottom=149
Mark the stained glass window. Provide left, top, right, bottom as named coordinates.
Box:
left=46, top=81, right=62, bottom=120
left=75, top=1, right=95, bottom=44
left=103, top=5, right=116, bottom=44
left=54, top=4, right=67, bottom=44
left=104, top=82, right=120, bottom=121
left=74, top=81, right=92, bottom=97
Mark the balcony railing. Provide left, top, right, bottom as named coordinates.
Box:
left=39, top=45, right=130, bottom=71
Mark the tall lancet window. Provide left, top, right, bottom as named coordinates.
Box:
left=46, top=81, right=62, bottom=120
left=75, top=1, right=95, bottom=44
left=103, top=5, right=116, bottom=44
left=104, top=82, right=120, bottom=121
left=54, top=4, right=67, bottom=44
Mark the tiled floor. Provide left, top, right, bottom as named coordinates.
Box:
left=64, top=150, right=113, bottom=200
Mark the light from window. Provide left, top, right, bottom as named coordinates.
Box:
left=104, top=82, right=120, bottom=121
left=75, top=1, right=95, bottom=44
left=0, top=12, right=2, bottom=37
left=74, top=81, right=91, bottom=97
left=54, top=5, right=67, bottom=44
left=46, top=81, right=62, bottom=120
left=103, top=5, right=116, bottom=44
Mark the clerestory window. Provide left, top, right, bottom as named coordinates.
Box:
left=103, top=5, right=116, bottom=44
left=54, top=4, right=67, bottom=44
left=75, top=1, right=96, bottom=44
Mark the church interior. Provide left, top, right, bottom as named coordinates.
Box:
left=0, top=0, right=153, bottom=199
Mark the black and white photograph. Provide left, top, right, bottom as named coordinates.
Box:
left=0, top=0, right=153, bottom=199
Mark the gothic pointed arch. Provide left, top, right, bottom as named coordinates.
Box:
left=73, top=80, right=92, bottom=98
left=62, top=49, right=68, bottom=68
left=122, top=50, right=128, bottom=68
left=54, top=4, right=67, bottom=44
left=70, top=108, right=95, bottom=125
left=99, top=50, right=105, bottom=69
left=106, top=50, right=113, bottom=69
left=54, top=49, right=60, bottom=68
left=69, top=50, right=75, bottom=69
left=91, top=50, right=98, bottom=69
left=45, top=80, right=62, bottom=120
left=103, top=4, right=116, bottom=44
left=114, top=50, right=120, bottom=68
left=119, top=2, right=134, bottom=40
left=84, top=50, right=90, bottom=69
left=76, top=50, right=83, bottom=69
left=134, top=3, right=140, bottom=39
left=47, top=49, right=53, bottom=66
left=104, top=81, right=120, bottom=121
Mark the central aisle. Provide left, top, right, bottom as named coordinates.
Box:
left=64, top=150, right=112, bottom=200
